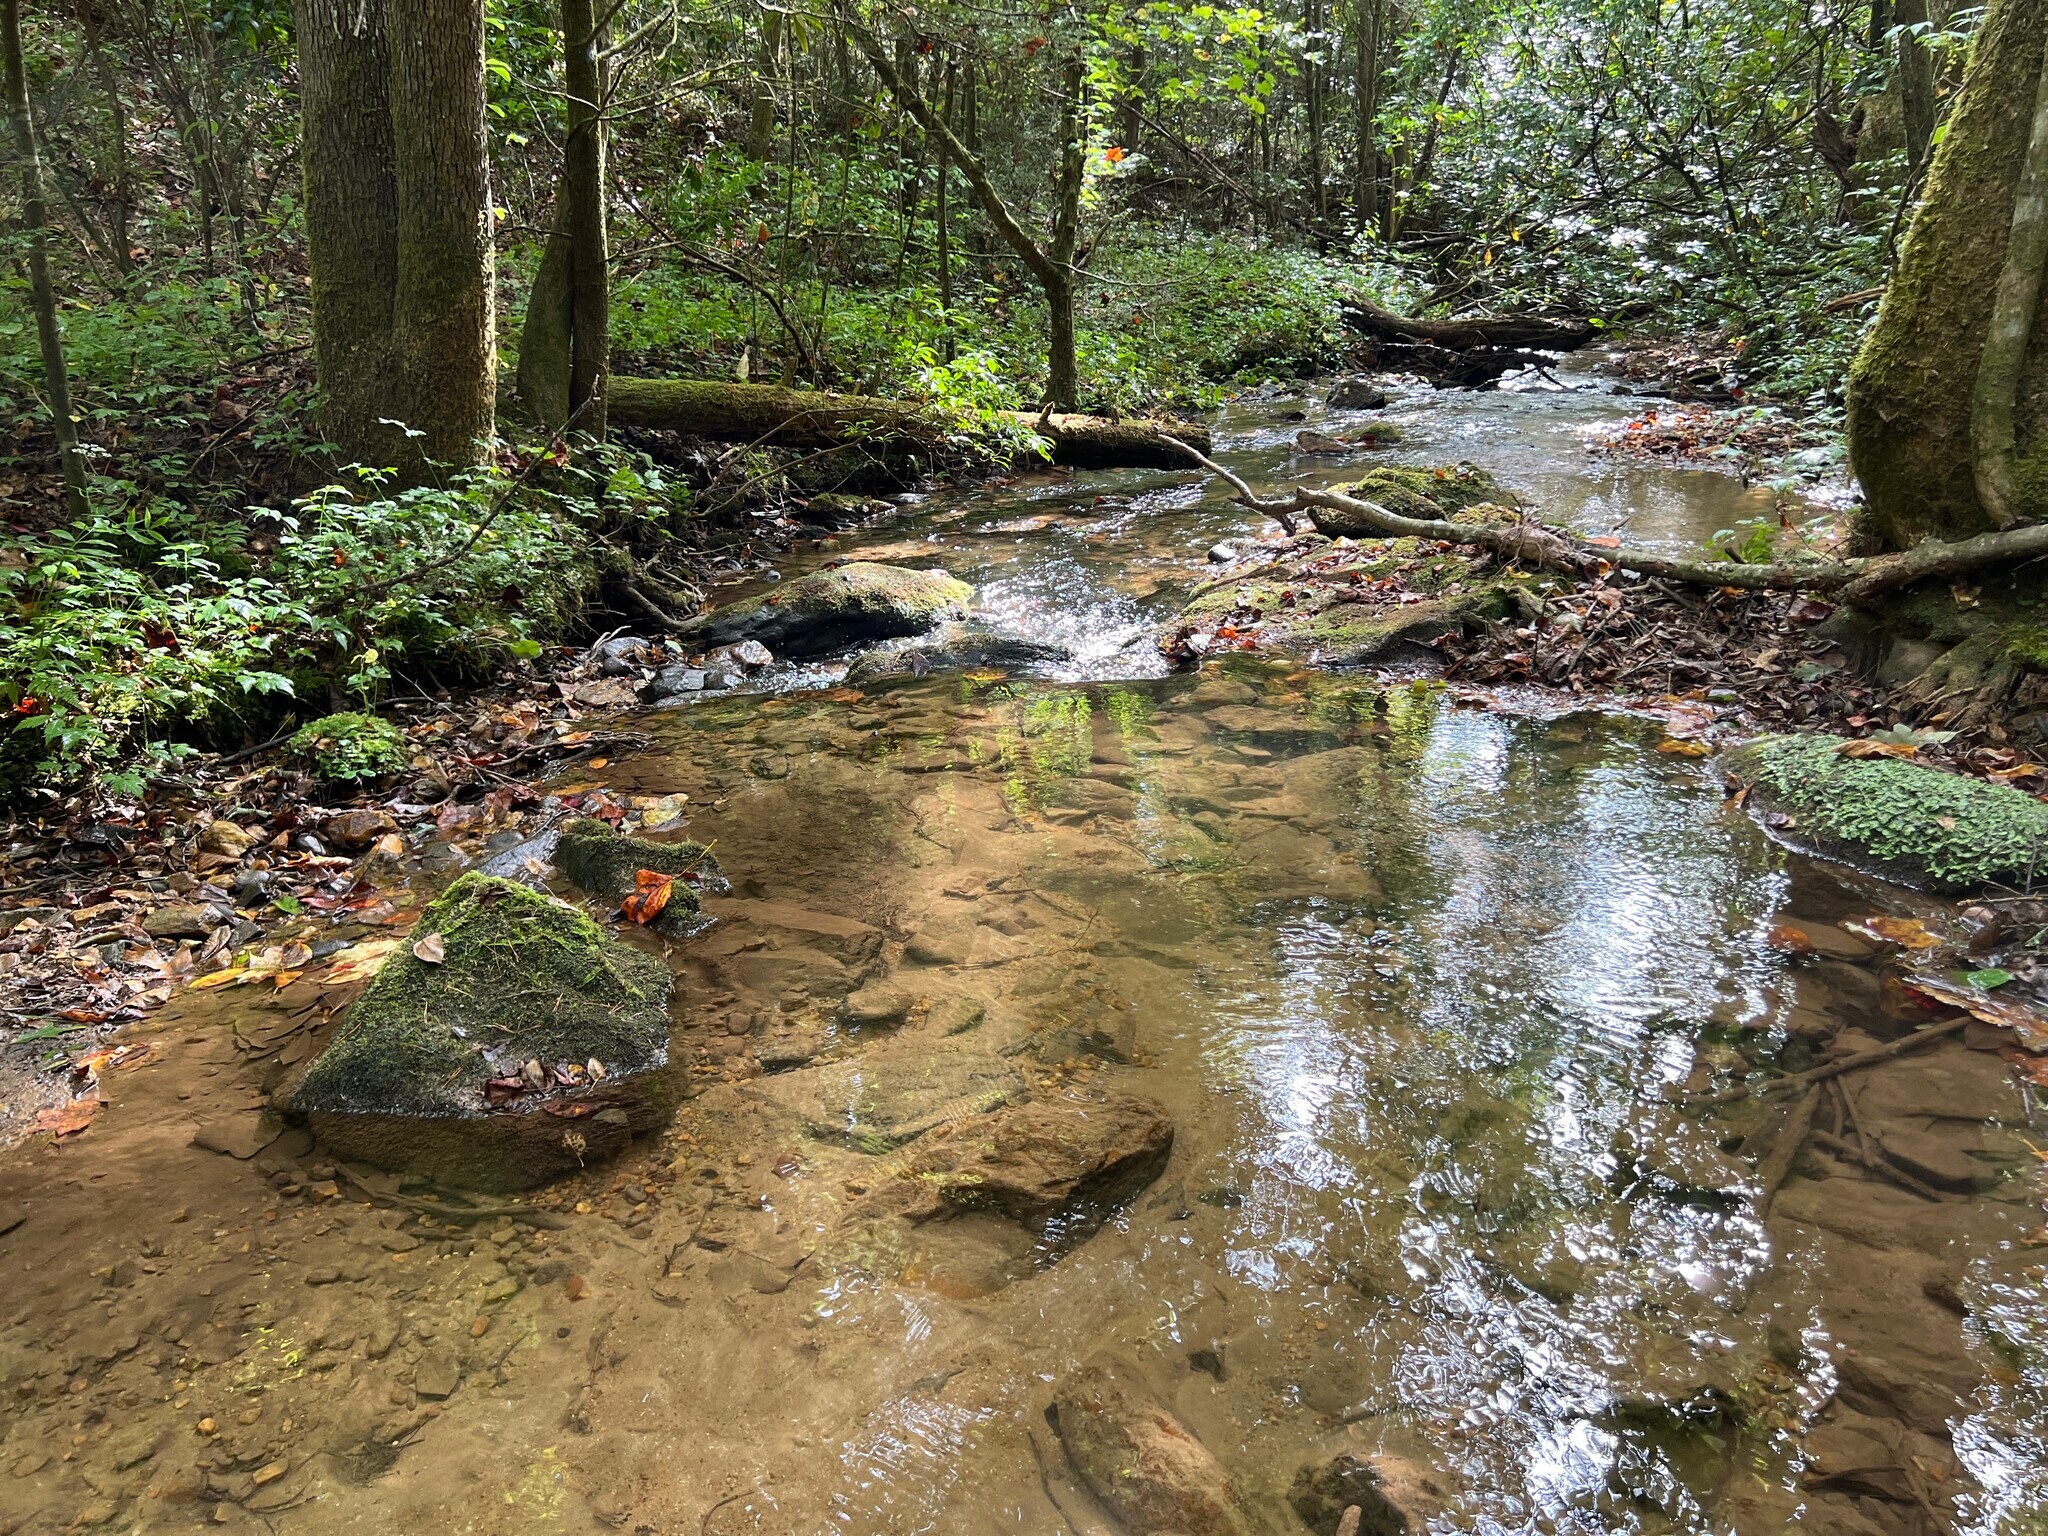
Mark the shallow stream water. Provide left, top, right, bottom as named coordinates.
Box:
left=0, top=369, right=2041, bottom=1536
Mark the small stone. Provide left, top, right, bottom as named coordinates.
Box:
left=323, top=809, right=400, bottom=849
left=564, top=1274, right=589, bottom=1301
left=1207, top=543, right=1237, bottom=564
left=646, top=664, right=708, bottom=699
left=200, top=820, right=257, bottom=857
left=470, top=1316, right=490, bottom=1338
left=144, top=903, right=218, bottom=941
left=250, top=1460, right=287, bottom=1487
left=903, top=932, right=971, bottom=967
left=412, top=1353, right=460, bottom=1400
left=705, top=640, right=773, bottom=673
left=1328, top=376, right=1390, bottom=409
left=842, top=984, right=914, bottom=1025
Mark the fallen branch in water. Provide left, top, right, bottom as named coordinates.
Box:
left=1157, top=431, right=2048, bottom=605
left=1694, top=1016, right=1969, bottom=1105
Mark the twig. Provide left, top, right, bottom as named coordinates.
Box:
left=1696, top=1017, right=1968, bottom=1105
left=1754, top=1086, right=1817, bottom=1214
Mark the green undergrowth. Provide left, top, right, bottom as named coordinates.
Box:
left=289, top=713, right=410, bottom=785
left=294, top=873, right=673, bottom=1119
left=1725, top=734, right=2048, bottom=892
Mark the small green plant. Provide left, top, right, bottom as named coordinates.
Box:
left=288, top=712, right=409, bottom=784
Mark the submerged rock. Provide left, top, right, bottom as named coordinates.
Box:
left=1288, top=1451, right=1453, bottom=1536
left=892, top=1087, right=1172, bottom=1223
left=1053, top=1357, right=1254, bottom=1536
left=553, top=816, right=723, bottom=928
left=745, top=1043, right=1027, bottom=1151
left=292, top=873, right=676, bottom=1189
left=1722, top=733, right=2048, bottom=892
left=843, top=622, right=1071, bottom=682
left=676, top=562, right=972, bottom=658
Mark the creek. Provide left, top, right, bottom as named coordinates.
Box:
left=0, top=366, right=2039, bottom=1536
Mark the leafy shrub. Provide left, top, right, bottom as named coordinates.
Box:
left=289, top=712, right=409, bottom=783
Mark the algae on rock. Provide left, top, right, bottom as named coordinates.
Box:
left=1724, top=733, right=2048, bottom=892
left=1307, top=463, right=1512, bottom=537
left=296, top=872, right=673, bottom=1119
left=554, top=817, right=723, bottom=918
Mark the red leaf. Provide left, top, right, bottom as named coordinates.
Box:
left=621, top=869, right=674, bottom=926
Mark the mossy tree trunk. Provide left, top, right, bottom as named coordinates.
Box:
left=294, top=0, right=400, bottom=468
left=563, top=0, right=608, bottom=439
left=1, top=0, right=87, bottom=517
left=386, top=0, right=495, bottom=468
left=1846, top=0, right=2048, bottom=549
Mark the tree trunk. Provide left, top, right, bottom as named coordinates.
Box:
left=563, top=0, right=608, bottom=438
left=1353, top=0, right=1380, bottom=234
left=293, top=0, right=400, bottom=466
left=517, top=213, right=573, bottom=429
left=1895, top=0, right=1937, bottom=170
left=3, top=0, right=88, bottom=516
left=934, top=60, right=954, bottom=363
left=606, top=378, right=1210, bottom=468
left=76, top=4, right=132, bottom=278
left=744, top=6, right=781, bottom=161
left=1846, top=0, right=2048, bottom=548
left=386, top=0, right=495, bottom=468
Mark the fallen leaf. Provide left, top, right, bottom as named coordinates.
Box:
left=323, top=938, right=401, bottom=986
left=34, top=1096, right=100, bottom=1138
left=190, top=967, right=249, bottom=990
left=1847, top=914, right=1943, bottom=951
left=621, top=869, right=674, bottom=926
left=1907, top=971, right=2048, bottom=1051
left=412, top=932, right=447, bottom=965
left=1767, top=924, right=1816, bottom=956
left=1657, top=738, right=1712, bottom=757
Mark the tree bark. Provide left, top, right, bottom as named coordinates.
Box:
left=1846, top=0, right=2048, bottom=548
left=1895, top=0, right=1937, bottom=170
left=2, top=0, right=88, bottom=516
left=1341, top=295, right=1597, bottom=351
left=386, top=0, right=495, bottom=468
left=293, top=0, right=400, bottom=467
left=1353, top=0, right=1381, bottom=235
left=744, top=6, right=781, bottom=161
left=563, top=0, right=608, bottom=439
left=607, top=378, right=1210, bottom=468
left=1970, top=28, right=2048, bottom=528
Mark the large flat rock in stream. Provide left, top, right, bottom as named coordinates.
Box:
left=1053, top=1357, right=1254, bottom=1536
left=676, top=563, right=972, bottom=658
left=741, top=1042, right=1026, bottom=1150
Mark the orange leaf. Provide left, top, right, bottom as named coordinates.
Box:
left=1656, top=738, right=1712, bottom=756
left=621, top=869, right=674, bottom=926
left=1847, top=914, right=1942, bottom=951
left=1105, top=145, right=1127, bottom=162
left=35, top=1096, right=100, bottom=1138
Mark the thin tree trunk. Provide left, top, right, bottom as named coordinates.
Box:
left=744, top=6, right=782, bottom=160
left=1896, top=0, right=1937, bottom=169
left=1353, top=0, right=1381, bottom=235
left=294, top=0, right=400, bottom=466
left=1970, top=29, right=2048, bottom=527
left=564, top=0, right=609, bottom=438
left=386, top=0, right=495, bottom=468
left=935, top=60, right=954, bottom=363
left=76, top=4, right=132, bottom=278
left=3, top=0, right=88, bottom=516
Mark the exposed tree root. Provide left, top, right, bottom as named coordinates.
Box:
left=1160, top=433, right=2048, bottom=607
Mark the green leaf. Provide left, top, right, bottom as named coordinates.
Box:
left=1963, top=968, right=2013, bottom=990
left=272, top=894, right=302, bottom=915
left=508, top=637, right=543, bottom=660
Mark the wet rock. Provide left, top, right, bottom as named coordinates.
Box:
left=706, top=640, right=774, bottom=673
left=676, top=562, right=971, bottom=658
left=1723, top=734, right=2048, bottom=892
left=1878, top=1128, right=1993, bottom=1192
left=843, top=622, right=1071, bottom=683
left=291, top=874, right=677, bottom=1190
left=1207, top=542, right=1238, bottom=564
left=892, top=1087, right=1173, bottom=1223
left=412, top=1352, right=460, bottom=1400
left=553, top=817, right=723, bottom=929
left=1327, top=377, right=1390, bottom=410
left=590, top=634, right=653, bottom=674
left=928, top=996, right=986, bottom=1034
left=144, top=903, right=218, bottom=940
left=1052, top=1357, right=1253, bottom=1536
left=1288, top=1451, right=1453, bottom=1536
left=199, top=820, right=257, bottom=857
left=842, top=984, right=915, bottom=1026
left=904, top=929, right=972, bottom=967
left=1026, top=1012, right=1138, bottom=1065
left=798, top=491, right=890, bottom=528
left=744, top=1043, right=1025, bottom=1150
left=644, top=664, right=708, bottom=700
left=323, top=809, right=401, bottom=849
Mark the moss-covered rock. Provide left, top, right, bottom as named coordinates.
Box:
left=1308, top=463, right=1510, bottom=536
left=293, top=872, right=676, bottom=1188
left=289, top=712, right=409, bottom=784
left=553, top=817, right=722, bottom=929
left=677, top=562, right=972, bottom=658
left=1723, top=733, right=2048, bottom=892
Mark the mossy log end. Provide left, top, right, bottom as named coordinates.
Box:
left=607, top=377, right=1210, bottom=469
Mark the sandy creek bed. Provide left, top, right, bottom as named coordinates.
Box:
left=0, top=372, right=2040, bottom=1536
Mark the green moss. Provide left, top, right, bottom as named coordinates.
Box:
left=294, top=872, right=673, bottom=1117
left=554, top=817, right=720, bottom=913
left=680, top=562, right=973, bottom=657
left=2005, top=626, right=2048, bottom=673
left=289, top=712, right=409, bottom=783
left=1725, top=733, right=2048, bottom=892
left=1312, top=463, right=1510, bottom=535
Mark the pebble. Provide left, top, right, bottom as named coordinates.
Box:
left=250, top=1460, right=287, bottom=1486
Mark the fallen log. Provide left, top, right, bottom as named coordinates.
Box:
left=1339, top=296, right=1599, bottom=353
left=607, top=378, right=1209, bottom=469
left=1156, top=430, right=2048, bottom=606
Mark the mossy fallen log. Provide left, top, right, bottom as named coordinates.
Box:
left=1339, top=296, right=1598, bottom=353
left=607, top=377, right=1209, bottom=469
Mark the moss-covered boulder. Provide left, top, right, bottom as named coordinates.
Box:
left=676, top=562, right=972, bottom=658
left=1723, top=734, right=2048, bottom=892
left=292, top=872, right=677, bottom=1189
left=553, top=817, right=723, bottom=931
left=1308, top=463, right=1510, bottom=537
left=289, top=712, right=410, bottom=784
